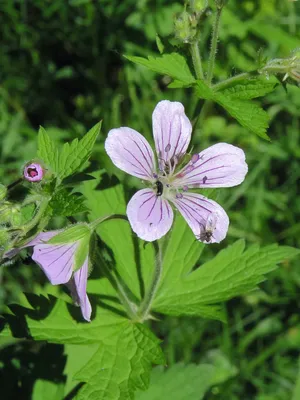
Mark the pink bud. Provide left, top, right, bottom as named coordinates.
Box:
left=23, top=163, right=44, bottom=182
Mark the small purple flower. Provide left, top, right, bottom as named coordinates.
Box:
left=24, top=163, right=44, bottom=182
left=5, top=230, right=92, bottom=321
left=105, top=100, right=248, bottom=243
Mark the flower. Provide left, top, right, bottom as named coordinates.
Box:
left=105, top=100, right=248, bottom=243
left=5, top=226, right=92, bottom=321
left=24, top=162, right=44, bottom=182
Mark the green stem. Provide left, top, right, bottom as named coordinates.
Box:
left=207, top=5, right=223, bottom=85
left=138, top=241, right=163, bottom=321
left=212, top=72, right=251, bottom=91
left=89, top=214, right=127, bottom=231
left=96, top=247, right=137, bottom=320
left=190, top=41, right=204, bottom=80
left=22, top=196, right=50, bottom=234
left=7, top=178, right=23, bottom=191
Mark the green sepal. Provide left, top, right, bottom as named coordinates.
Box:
left=47, top=224, right=91, bottom=245
left=73, top=235, right=90, bottom=272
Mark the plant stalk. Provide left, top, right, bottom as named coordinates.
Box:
left=190, top=41, right=204, bottom=80
left=207, top=5, right=224, bottom=85
left=89, top=214, right=127, bottom=231
left=138, top=241, right=163, bottom=321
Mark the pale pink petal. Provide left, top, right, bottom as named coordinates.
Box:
left=105, top=127, right=156, bottom=180
left=32, top=241, right=78, bottom=284
left=152, top=100, right=192, bottom=169
left=126, top=189, right=174, bottom=242
left=171, top=192, right=229, bottom=243
left=67, top=258, right=91, bottom=322
left=174, top=143, right=248, bottom=188
left=4, top=230, right=61, bottom=259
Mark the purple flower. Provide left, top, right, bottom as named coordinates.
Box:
left=24, top=163, right=44, bottom=182
left=5, top=230, right=92, bottom=321
left=105, top=100, right=248, bottom=243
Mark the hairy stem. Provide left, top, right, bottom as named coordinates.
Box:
left=212, top=72, right=251, bottom=91
left=190, top=41, right=204, bottom=80
left=96, top=246, right=137, bottom=320
left=138, top=241, right=163, bottom=321
left=89, top=214, right=128, bottom=230
left=207, top=5, right=223, bottom=85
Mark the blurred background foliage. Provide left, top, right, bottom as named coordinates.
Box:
left=1, top=0, right=300, bottom=399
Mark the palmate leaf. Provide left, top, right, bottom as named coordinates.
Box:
left=37, top=122, right=101, bottom=181
left=2, top=296, right=165, bottom=400
left=152, top=219, right=299, bottom=320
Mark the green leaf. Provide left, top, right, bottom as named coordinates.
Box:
left=195, top=80, right=271, bottom=140
left=49, top=190, right=88, bottom=216
left=153, top=235, right=300, bottom=321
left=58, top=121, right=101, bottom=180
left=37, top=122, right=101, bottom=181
left=23, top=298, right=165, bottom=400
left=125, top=53, right=195, bottom=85
left=37, top=126, right=60, bottom=173
left=136, top=357, right=237, bottom=400
left=216, top=94, right=271, bottom=140
left=74, top=323, right=165, bottom=400
left=32, top=380, right=64, bottom=400
left=220, top=78, right=277, bottom=100
left=47, top=224, right=91, bottom=245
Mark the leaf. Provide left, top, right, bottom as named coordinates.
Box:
left=22, top=298, right=165, bottom=400
left=136, top=357, right=237, bottom=400
left=216, top=94, right=271, bottom=140
left=37, top=126, right=60, bottom=173
left=74, top=323, right=165, bottom=400
left=49, top=190, right=88, bottom=216
left=153, top=232, right=300, bottom=321
left=32, top=380, right=64, bottom=400
left=195, top=80, right=271, bottom=140
left=58, top=121, right=101, bottom=180
left=37, top=122, right=101, bottom=181
left=125, top=53, right=195, bottom=85
left=221, top=78, right=277, bottom=100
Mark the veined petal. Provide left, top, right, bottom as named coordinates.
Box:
left=105, top=127, right=156, bottom=180
left=32, top=241, right=78, bottom=284
left=67, top=258, right=91, bottom=322
left=174, top=143, right=248, bottom=188
left=171, top=192, right=229, bottom=243
left=127, top=189, right=174, bottom=242
left=152, top=100, right=192, bottom=168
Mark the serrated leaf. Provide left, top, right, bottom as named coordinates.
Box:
left=216, top=94, right=271, bottom=140
left=75, top=323, right=165, bottom=400
left=220, top=78, right=277, bottom=100
left=23, top=298, right=165, bottom=400
left=125, top=53, right=195, bottom=85
left=37, top=122, right=101, bottom=181
left=37, top=126, right=60, bottom=173
left=58, top=121, right=101, bottom=180
left=49, top=190, right=88, bottom=216
left=153, top=239, right=300, bottom=319
left=195, top=80, right=271, bottom=140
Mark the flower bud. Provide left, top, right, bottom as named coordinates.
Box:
left=23, top=162, right=44, bottom=182
left=174, top=11, right=196, bottom=43
left=194, top=0, right=208, bottom=12
left=0, top=184, right=7, bottom=201
left=0, top=202, right=22, bottom=226
left=0, top=228, right=10, bottom=248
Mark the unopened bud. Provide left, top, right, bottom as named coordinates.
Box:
left=0, top=202, right=22, bottom=226
left=23, top=162, right=44, bottom=182
left=194, top=0, right=208, bottom=12
left=0, top=228, right=10, bottom=247
left=174, top=11, right=196, bottom=43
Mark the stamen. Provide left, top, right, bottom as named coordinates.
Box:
left=176, top=193, right=183, bottom=199
left=183, top=185, right=188, bottom=192
left=191, top=154, right=199, bottom=164
left=202, top=176, right=208, bottom=184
